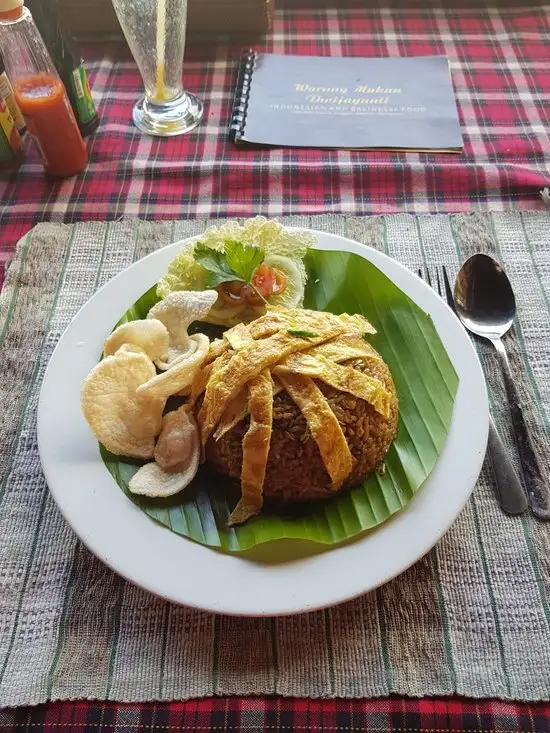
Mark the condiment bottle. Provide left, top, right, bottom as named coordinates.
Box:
left=0, top=51, right=25, bottom=134
left=0, top=94, right=23, bottom=172
left=26, top=0, right=99, bottom=137
left=0, top=0, right=87, bottom=177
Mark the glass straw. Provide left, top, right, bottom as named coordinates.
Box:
left=155, top=0, right=166, bottom=101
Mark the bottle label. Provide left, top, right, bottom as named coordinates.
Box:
left=0, top=72, right=26, bottom=133
left=0, top=98, right=20, bottom=165
left=67, top=65, right=97, bottom=126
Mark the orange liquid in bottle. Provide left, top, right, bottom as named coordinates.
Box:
left=14, top=72, right=87, bottom=177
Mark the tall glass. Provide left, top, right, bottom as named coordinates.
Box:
left=111, top=0, right=203, bottom=136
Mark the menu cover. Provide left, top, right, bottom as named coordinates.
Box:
left=230, top=52, right=463, bottom=152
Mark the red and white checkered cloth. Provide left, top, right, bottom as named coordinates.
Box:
left=2, top=2, right=549, bottom=728
left=1, top=0, right=549, bottom=284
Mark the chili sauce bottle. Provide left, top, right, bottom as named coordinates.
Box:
left=0, top=0, right=87, bottom=177
left=27, top=0, right=99, bottom=137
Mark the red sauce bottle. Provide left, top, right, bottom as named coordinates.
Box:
left=0, top=0, right=87, bottom=177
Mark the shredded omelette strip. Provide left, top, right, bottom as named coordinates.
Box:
left=213, top=325, right=254, bottom=441
left=338, top=312, right=376, bottom=335
left=274, top=354, right=390, bottom=418
left=224, top=322, right=253, bottom=350
left=236, top=308, right=376, bottom=342
left=197, top=320, right=347, bottom=445
left=303, top=334, right=381, bottom=362
left=189, top=351, right=232, bottom=409
left=214, top=386, right=250, bottom=441
left=228, top=370, right=273, bottom=525
left=277, top=372, right=353, bottom=489
left=188, top=361, right=214, bottom=404
left=210, top=335, right=380, bottom=438
left=205, top=338, right=228, bottom=364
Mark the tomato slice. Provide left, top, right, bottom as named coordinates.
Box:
left=216, top=265, right=287, bottom=308
left=246, top=264, right=275, bottom=306
left=217, top=280, right=248, bottom=306
left=253, top=264, right=274, bottom=295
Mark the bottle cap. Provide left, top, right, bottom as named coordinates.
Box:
left=0, top=0, right=23, bottom=12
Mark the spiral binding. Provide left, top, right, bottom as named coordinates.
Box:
left=230, top=49, right=257, bottom=143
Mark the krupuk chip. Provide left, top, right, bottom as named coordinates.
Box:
left=81, top=350, right=164, bottom=459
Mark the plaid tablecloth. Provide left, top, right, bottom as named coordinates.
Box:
left=1, top=698, right=549, bottom=732
left=1, top=0, right=550, bottom=730
left=1, top=0, right=550, bottom=286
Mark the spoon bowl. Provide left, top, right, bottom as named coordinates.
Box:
left=454, top=254, right=516, bottom=340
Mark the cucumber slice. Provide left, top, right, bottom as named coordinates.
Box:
left=264, top=254, right=305, bottom=308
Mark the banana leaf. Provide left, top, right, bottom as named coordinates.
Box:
left=100, top=249, right=458, bottom=552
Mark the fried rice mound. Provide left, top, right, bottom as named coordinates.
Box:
left=205, top=354, right=398, bottom=504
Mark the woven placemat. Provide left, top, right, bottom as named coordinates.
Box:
left=1, top=213, right=549, bottom=707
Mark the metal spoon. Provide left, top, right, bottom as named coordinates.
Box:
left=455, top=253, right=550, bottom=520
left=438, top=266, right=526, bottom=516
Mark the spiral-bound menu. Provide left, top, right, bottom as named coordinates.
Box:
left=230, top=52, right=463, bottom=151
left=230, top=49, right=257, bottom=143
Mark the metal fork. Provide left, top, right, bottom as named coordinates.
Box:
left=419, top=266, right=528, bottom=516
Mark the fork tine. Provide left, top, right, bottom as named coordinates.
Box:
left=441, top=265, right=457, bottom=315
left=435, top=268, right=443, bottom=298
left=420, top=265, right=446, bottom=302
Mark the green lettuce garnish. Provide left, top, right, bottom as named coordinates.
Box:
left=156, top=217, right=313, bottom=300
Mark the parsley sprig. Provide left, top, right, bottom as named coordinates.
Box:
left=193, top=240, right=267, bottom=303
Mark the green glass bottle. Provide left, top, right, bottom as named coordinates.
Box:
left=27, top=0, right=99, bottom=137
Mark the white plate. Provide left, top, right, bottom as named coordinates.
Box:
left=38, top=230, right=488, bottom=617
